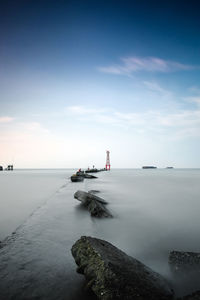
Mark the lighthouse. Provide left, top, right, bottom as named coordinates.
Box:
left=105, top=150, right=111, bottom=170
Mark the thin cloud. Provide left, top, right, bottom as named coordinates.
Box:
left=0, top=121, right=50, bottom=143
left=143, top=81, right=170, bottom=94
left=66, top=104, right=200, bottom=138
left=66, top=106, right=105, bottom=115
left=19, top=122, right=50, bottom=133
left=0, top=116, right=14, bottom=123
left=186, top=96, right=200, bottom=106
left=98, top=56, right=196, bottom=75
left=143, top=81, right=176, bottom=105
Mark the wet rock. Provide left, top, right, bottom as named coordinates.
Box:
left=71, top=236, right=174, bottom=300
left=71, top=175, right=84, bottom=182
left=169, top=251, right=200, bottom=300
left=88, top=190, right=100, bottom=194
left=85, top=169, right=99, bottom=173
left=169, top=251, right=200, bottom=273
left=74, top=190, right=107, bottom=205
left=74, top=191, right=112, bottom=217
left=178, top=290, right=200, bottom=300
left=84, top=174, right=98, bottom=179
left=169, top=251, right=200, bottom=297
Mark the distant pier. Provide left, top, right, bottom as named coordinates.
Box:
left=142, top=166, right=157, bottom=169
left=0, top=165, right=14, bottom=171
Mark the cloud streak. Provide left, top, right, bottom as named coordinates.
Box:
left=98, top=56, right=196, bottom=75
left=66, top=105, right=200, bottom=139
left=66, top=106, right=105, bottom=115
left=0, top=116, right=14, bottom=123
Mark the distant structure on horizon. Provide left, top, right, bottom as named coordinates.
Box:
left=0, top=165, right=13, bottom=171
left=142, top=166, right=157, bottom=169
left=5, top=165, right=13, bottom=171
left=106, top=150, right=110, bottom=170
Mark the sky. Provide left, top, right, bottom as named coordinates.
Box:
left=1, top=0, right=200, bottom=168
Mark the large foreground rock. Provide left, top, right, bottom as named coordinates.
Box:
left=71, top=236, right=174, bottom=300
left=74, top=191, right=112, bottom=218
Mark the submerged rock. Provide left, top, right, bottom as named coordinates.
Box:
left=74, top=190, right=107, bottom=205
left=71, top=175, right=84, bottom=182
left=74, top=191, right=112, bottom=218
left=88, top=190, right=100, bottom=194
left=71, top=236, right=174, bottom=300
left=84, top=174, right=98, bottom=179
left=169, top=251, right=200, bottom=273
left=169, top=251, right=200, bottom=299
left=178, top=290, right=200, bottom=300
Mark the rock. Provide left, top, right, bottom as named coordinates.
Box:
left=74, top=190, right=108, bottom=204
left=75, top=171, right=97, bottom=178
left=76, top=171, right=85, bottom=176
left=169, top=251, right=200, bottom=273
left=71, top=236, right=174, bottom=300
left=85, top=169, right=99, bottom=173
left=178, top=290, right=200, bottom=300
left=88, top=190, right=100, bottom=194
left=169, top=251, right=200, bottom=298
left=71, top=175, right=84, bottom=182
left=87, top=199, right=110, bottom=217
left=84, top=174, right=98, bottom=179
left=74, top=191, right=112, bottom=217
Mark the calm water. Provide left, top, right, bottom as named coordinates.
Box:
left=0, top=168, right=200, bottom=299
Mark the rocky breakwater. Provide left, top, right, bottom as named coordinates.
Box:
left=71, top=171, right=97, bottom=182
left=71, top=236, right=174, bottom=300
left=74, top=190, right=112, bottom=218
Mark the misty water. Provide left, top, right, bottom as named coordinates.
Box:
left=0, top=169, right=200, bottom=299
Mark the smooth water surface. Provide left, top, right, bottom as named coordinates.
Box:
left=0, top=168, right=200, bottom=299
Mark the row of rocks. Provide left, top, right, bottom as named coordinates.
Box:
left=71, top=178, right=200, bottom=299
left=71, top=170, right=98, bottom=182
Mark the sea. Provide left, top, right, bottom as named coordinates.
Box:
left=0, top=168, right=200, bottom=299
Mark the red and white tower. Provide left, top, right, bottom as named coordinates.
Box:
left=106, top=150, right=110, bottom=170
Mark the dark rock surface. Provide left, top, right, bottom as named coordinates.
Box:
left=84, top=174, right=98, bottom=179
left=74, top=191, right=112, bottom=217
left=169, top=251, right=200, bottom=298
left=71, top=236, right=174, bottom=300
left=85, top=169, right=99, bottom=173
left=88, top=190, right=100, bottom=194
left=169, top=251, right=200, bottom=273
left=178, top=290, right=200, bottom=300
left=74, top=191, right=108, bottom=205
left=71, top=175, right=84, bottom=182
left=75, top=171, right=97, bottom=178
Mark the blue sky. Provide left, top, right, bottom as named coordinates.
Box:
left=1, top=0, right=200, bottom=168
